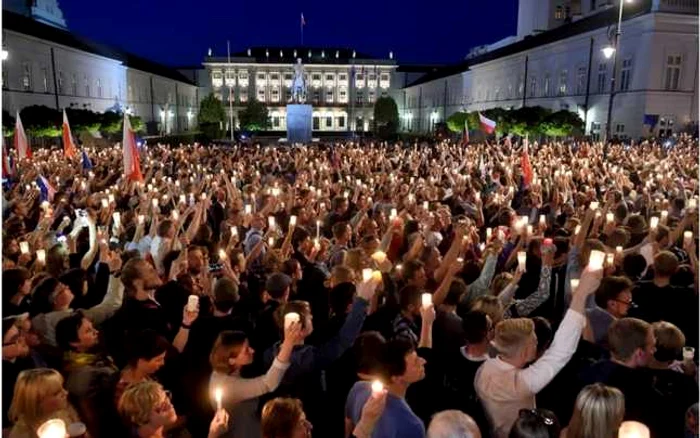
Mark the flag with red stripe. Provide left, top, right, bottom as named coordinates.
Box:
left=62, top=110, right=78, bottom=159
left=478, top=112, right=496, bottom=134
left=14, top=111, right=31, bottom=160
left=521, top=141, right=533, bottom=186
left=122, top=114, right=143, bottom=182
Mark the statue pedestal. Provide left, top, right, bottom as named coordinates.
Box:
left=286, top=104, right=312, bottom=144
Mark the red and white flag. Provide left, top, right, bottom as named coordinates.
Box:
left=479, top=113, right=496, bottom=134
left=14, top=111, right=31, bottom=160
left=521, top=141, right=533, bottom=186
left=62, top=110, right=78, bottom=159
left=122, top=114, right=143, bottom=182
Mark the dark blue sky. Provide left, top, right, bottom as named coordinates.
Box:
left=60, top=0, right=518, bottom=67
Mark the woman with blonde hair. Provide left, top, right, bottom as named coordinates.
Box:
left=562, top=383, right=625, bottom=438
left=8, top=368, right=82, bottom=438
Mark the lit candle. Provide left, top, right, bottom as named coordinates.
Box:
left=588, top=250, right=606, bottom=271
left=396, top=264, right=403, bottom=271
left=138, top=215, right=145, bottom=225
left=421, top=293, right=432, bottom=308
left=213, top=387, right=223, bottom=411
left=230, top=226, right=238, bottom=237
left=616, top=246, right=623, bottom=255
left=113, top=212, right=121, bottom=226
left=371, top=380, right=384, bottom=396
left=101, top=198, right=109, bottom=209
left=289, top=215, right=297, bottom=227
left=36, top=249, right=46, bottom=263
left=606, top=253, right=614, bottom=267
left=372, top=270, right=383, bottom=282
left=37, top=419, right=67, bottom=438
left=179, top=194, right=186, bottom=204
left=313, top=238, right=320, bottom=250
left=570, top=279, right=580, bottom=291
left=172, top=210, right=179, bottom=220
left=574, top=225, right=581, bottom=236
left=517, top=251, right=527, bottom=271
left=268, top=237, right=275, bottom=247
left=390, top=208, right=398, bottom=221
left=660, top=210, right=668, bottom=222
left=371, top=251, right=387, bottom=264
left=284, top=312, right=300, bottom=329
left=108, top=194, right=115, bottom=204
left=187, top=295, right=199, bottom=312
left=151, top=198, right=158, bottom=208
left=684, top=230, right=693, bottom=245
left=539, top=215, right=546, bottom=227
left=589, top=201, right=599, bottom=210
left=362, top=268, right=373, bottom=282
left=218, top=249, right=227, bottom=260
left=649, top=216, right=659, bottom=230
left=268, top=216, right=276, bottom=229
left=618, top=421, right=650, bottom=438
left=689, top=199, right=698, bottom=210
left=423, top=201, right=429, bottom=210
left=526, top=225, right=533, bottom=236
left=244, top=204, right=252, bottom=215
left=606, top=212, right=614, bottom=224
left=316, top=220, right=321, bottom=239
left=486, top=228, right=492, bottom=240
left=19, top=241, right=29, bottom=254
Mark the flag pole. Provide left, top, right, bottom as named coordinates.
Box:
left=301, top=14, right=304, bottom=46
left=227, top=40, right=234, bottom=141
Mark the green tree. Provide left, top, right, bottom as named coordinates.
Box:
left=198, top=93, right=227, bottom=139
left=446, top=112, right=468, bottom=133
left=20, top=105, right=61, bottom=137
left=100, top=111, right=123, bottom=135
left=238, top=99, right=270, bottom=131
left=482, top=107, right=513, bottom=135
left=509, top=106, right=552, bottom=136
left=373, top=96, right=399, bottom=139
left=129, top=115, right=145, bottom=133
left=3, top=110, right=15, bottom=137
left=540, top=110, right=584, bottom=137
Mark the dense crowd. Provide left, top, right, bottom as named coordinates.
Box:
left=1, top=137, right=698, bottom=438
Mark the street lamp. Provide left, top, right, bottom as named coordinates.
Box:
left=1, top=50, right=8, bottom=61
left=603, top=0, right=633, bottom=143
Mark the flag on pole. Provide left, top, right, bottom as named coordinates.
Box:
left=36, top=175, right=56, bottom=202
left=478, top=112, right=496, bottom=134
left=2, top=137, right=12, bottom=178
left=62, top=110, right=78, bottom=159
left=521, top=141, right=533, bottom=186
left=14, top=111, right=31, bottom=160
left=81, top=149, right=93, bottom=170
left=301, top=13, right=306, bottom=26
left=462, top=118, right=470, bottom=146
left=122, top=114, right=143, bottom=182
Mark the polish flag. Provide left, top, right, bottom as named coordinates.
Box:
left=122, top=114, right=143, bottom=182
left=62, top=110, right=78, bottom=159
left=14, top=111, right=31, bottom=160
left=521, top=141, right=533, bottom=186
left=36, top=175, right=56, bottom=201
left=479, top=113, right=496, bottom=134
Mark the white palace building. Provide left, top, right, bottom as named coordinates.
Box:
left=400, top=0, right=698, bottom=139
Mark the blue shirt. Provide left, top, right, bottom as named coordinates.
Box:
left=345, top=381, right=425, bottom=438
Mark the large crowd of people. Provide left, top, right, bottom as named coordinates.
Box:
left=1, top=136, right=698, bottom=438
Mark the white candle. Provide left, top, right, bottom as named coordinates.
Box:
left=606, top=212, right=614, bottom=224
left=649, top=216, right=659, bottom=230
left=362, top=268, right=373, bottom=282
left=683, top=346, right=695, bottom=361
left=101, top=199, right=109, bottom=209
left=113, top=212, right=121, bottom=226
left=218, top=249, right=227, bottom=260
left=589, top=201, right=599, bottom=210
left=138, top=215, right=145, bottom=225
left=517, top=251, right=527, bottom=271
left=526, top=225, right=533, bottom=236
left=289, top=215, right=297, bottom=227
left=37, top=419, right=67, bottom=438
left=187, top=295, right=199, bottom=312
left=268, top=237, right=275, bottom=247
left=616, top=246, right=623, bottom=254
left=588, top=250, right=606, bottom=271
left=371, top=251, right=387, bottom=264
left=244, top=204, right=252, bottom=215
left=421, top=293, right=432, bottom=308
left=390, top=208, right=398, bottom=221
left=316, top=220, right=321, bottom=239
left=574, top=225, right=581, bottom=236
left=284, top=312, right=300, bottom=329
left=660, top=210, right=668, bottom=222
left=618, top=421, right=650, bottom=438
left=19, top=241, right=29, bottom=254
left=606, top=253, right=614, bottom=267
left=371, top=380, right=384, bottom=395
left=268, top=216, right=276, bottom=229
left=108, top=194, right=115, bottom=204
left=423, top=201, right=429, bottom=210
left=539, top=215, right=546, bottom=227
left=36, top=249, right=46, bottom=263
left=570, top=279, right=580, bottom=291
left=171, top=210, right=179, bottom=220
left=684, top=230, right=693, bottom=245
left=486, top=228, right=492, bottom=240
left=230, top=226, right=238, bottom=237
left=214, top=387, right=223, bottom=411
left=179, top=194, right=186, bottom=204
left=151, top=198, right=158, bottom=208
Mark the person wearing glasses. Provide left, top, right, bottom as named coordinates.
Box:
left=119, top=380, right=228, bottom=438
left=582, top=276, right=635, bottom=348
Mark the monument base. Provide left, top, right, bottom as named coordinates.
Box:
left=286, top=104, right=312, bottom=144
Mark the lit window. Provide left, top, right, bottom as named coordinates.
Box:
left=239, top=89, right=248, bottom=102
left=257, top=88, right=266, bottom=102
left=664, top=55, right=681, bottom=90
left=41, top=67, right=48, bottom=92
left=21, top=62, right=32, bottom=91
left=368, top=90, right=376, bottom=103
left=225, top=70, right=235, bottom=87
left=356, top=91, right=364, bottom=104
left=555, top=5, right=564, bottom=19
left=271, top=88, right=280, bottom=102
left=558, top=70, right=568, bottom=95
left=212, top=71, right=223, bottom=88
left=84, top=74, right=89, bottom=96
left=597, top=63, right=607, bottom=93
left=576, top=67, right=587, bottom=95
left=338, top=87, right=348, bottom=103
left=238, top=72, right=249, bottom=88
left=326, top=89, right=334, bottom=103
left=355, top=73, right=365, bottom=88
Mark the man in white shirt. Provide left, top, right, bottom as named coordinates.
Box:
left=150, top=219, right=180, bottom=276
left=474, top=267, right=601, bottom=438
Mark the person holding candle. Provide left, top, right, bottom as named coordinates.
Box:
left=582, top=277, right=635, bottom=348
left=326, top=222, right=352, bottom=269
left=474, top=265, right=601, bottom=437
left=118, top=380, right=229, bottom=438
left=208, top=319, right=302, bottom=438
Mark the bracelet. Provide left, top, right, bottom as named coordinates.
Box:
left=181, top=322, right=192, bottom=329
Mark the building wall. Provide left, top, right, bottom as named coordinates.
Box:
left=2, top=29, right=198, bottom=134
left=401, top=73, right=465, bottom=132
left=401, top=9, right=698, bottom=138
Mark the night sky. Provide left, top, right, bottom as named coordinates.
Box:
left=60, top=0, right=518, bottom=67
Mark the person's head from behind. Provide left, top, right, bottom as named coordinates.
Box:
left=261, top=397, right=311, bottom=438
left=462, top=310, right=492, bottom=346
left=210, top=330, right=254, bottom=374
left=593, top=276, right=634, bottom=318
left=403, top=259, right=427, bottom=289
left=328, top=265, right=355, bottom=289
left=118, top=380, right=177, bottom=433
left=509, top=409, right=560, bottom=438
left=213, top=277, right=239, bottom=314
left=378, top=338, right=426, bottom=388
left=9, top=368, right=69, bottom=430
left=332, top=221, right=351, bottom=244
left=607, top=318, right=655, bottom=368
left=121, top=258, right=163, bottom=298
left=493, top=318, right=537, bottom=368
left=470, top=295, right=504, bottom=326
left=398, top=285, right=423, bottom=317
left=331, top=196, right=349, bottom=214
left=651, top=321, right=685, bottom=365
left=157, top=219, right=175, bottom=239
left=125, top=330, right=169, bottom=376
left=622, top=253, right=647, bottom=282
left=566, top=383, right=624, bottom=438
left=427, top=410, right=482, bottom=438
left=276, top=301, right=313, bottom=339
left=444, top=279, right=467, bottom=307
left=532, top=317, right=553, bottom=358
left=281, top=259, right=302, bottom=282
left=55, top=311, right=99, bottom=353
left=490, top=272, right=513, bottom=296
left=329, top=282, right=356, bottom=317
left=292, top=226, right=313, bottom=254
left=264, top=272, right=292, bottom=303
left=353, top=331, right=386, bottom=377
left=653, top=251, right=679, bottom=279
left=2, top=267, right=31, bottom=301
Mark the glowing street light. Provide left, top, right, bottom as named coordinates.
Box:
left=602, top=46, right=615, bottom=59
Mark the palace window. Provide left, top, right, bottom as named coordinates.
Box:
left=355, top=73, right=364, bottom=88
left=576, top=67, right=587, bottom=95
left=558, top=70, right=568, bottom=95
left=41, top=67, right=48, bottom=92
left=239, top=89, right=248, bottom=103
left=326, top=89, right=334, bottom=103
left=619, top=58, right=632, bottom=91
left=238, top=72, right=249, bottom=87
left=543, top=74, right=551, bottom=97
left=664, top=55, right=681, bottom=90
left=356, top=91, right=364, bottom=105
left=555, top=5, right=564, bottom=19
left=529, top=76, right=537, bottom=97
left=368, top=90, right=376, bottom=103
left=97, top=78, right=102, bottom=97
left=338, top=87, right=348, bottom=103
left=271, top=88, right=280, bottom=102
left=336, top=116, right=345, bottom=128
left=257, top=88, right=266, bottom=102
left=597, top=63, right=607, bottom=93
left=225, top=70, right=235, bottom=87
left=21, top=62, right=32, bottom=91
left=212, top=71, right=223, bottom=88
left=325, top=116, right=333, bottom=128
left=84, top=74, right=89, bottom=96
